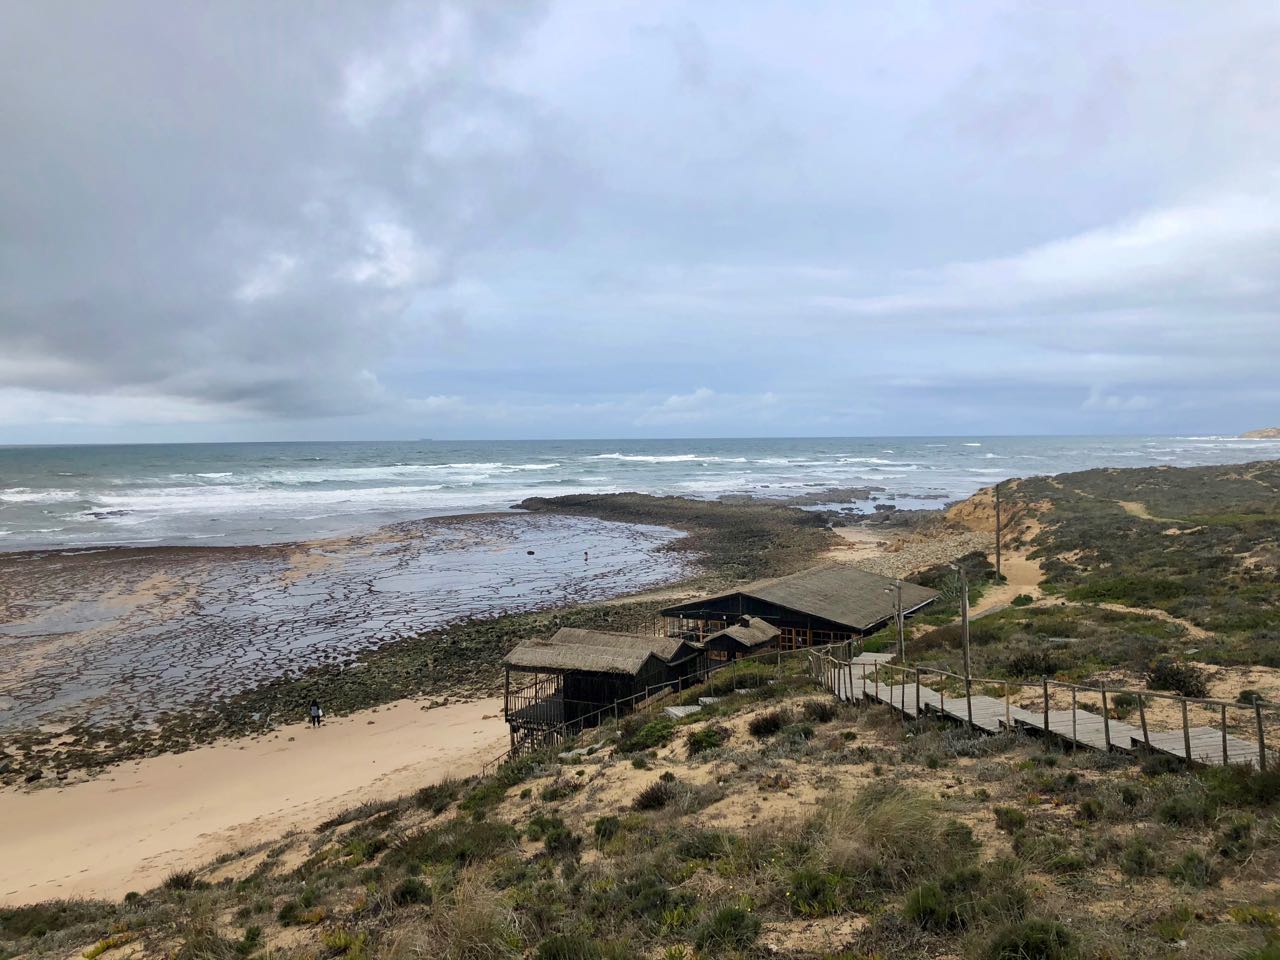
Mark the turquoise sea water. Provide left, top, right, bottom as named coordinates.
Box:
left=2, top=435, right=1278, bottom=551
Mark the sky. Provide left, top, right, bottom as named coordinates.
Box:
left=2, top=1, right=1279, bottom=443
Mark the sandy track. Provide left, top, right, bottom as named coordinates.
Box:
left=0, top=697, right=506, bottom=905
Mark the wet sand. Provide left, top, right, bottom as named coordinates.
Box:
left=0, top=512, right=688, bottom=732
left=0, top=696, right=507, bottom=905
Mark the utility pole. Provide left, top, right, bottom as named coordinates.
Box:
left=994, top=481, right=1002, bottom=580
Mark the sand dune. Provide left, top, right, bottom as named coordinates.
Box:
left=0, top=697, right=506, bottom=905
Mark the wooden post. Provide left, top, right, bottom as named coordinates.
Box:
left=874, top=662, right=880, bottom=702
left=916, top=669, right=921, bottom=718
left=1071, top=687, right=1077, bottom=750
left=965, top=674, right=974, bottom=731
left=1182, top=700, right=1192, bottom=762
left=1256, top=700, right=1267, bottom=772
left=1004, top=681, right=1011, bottom=729
left=861, top=663, right=867, bottom=699
left=1139, top=694, right=1150, bottom=749
left=1042, top=677, right=1050, bottom=749
left=1101, top=689, right=1111, bottom=752
left=940, top=683, right=945, bottom=720
left=502, top=666, right=510, bottom=721
left=1221, top=704, right=1228, bottom=766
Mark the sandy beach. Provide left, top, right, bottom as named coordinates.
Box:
left=0, top=697, right=506, bottom=905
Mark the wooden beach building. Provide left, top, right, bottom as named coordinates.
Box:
left=700, top=616, right=781, bottom=662
left=660, top=564, right=940, bottom=650
left=503, top=628, right=704, bottom=752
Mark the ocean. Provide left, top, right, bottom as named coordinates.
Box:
left=2, top=435, right=1278, bottom=552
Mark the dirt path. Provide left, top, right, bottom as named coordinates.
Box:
left=0, top=697, right=507, bottom=905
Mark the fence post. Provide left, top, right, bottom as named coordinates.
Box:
left=1101, top=689, right=1111, bottom=752
left=1256, top=700, right=1267, bottom=772
left=940, top=681, right=945, bottom=720
left=874, top=662, right=880, bottom=702
left=861, top=663, right=867, bottom=700
left=1071, top=687, right=1078, bottom=750
left=1138, top=693, right=1150, bottom=749
left=915, top=669, right=921, bottom=718
left=1004, top=681, right=1011, bottom=729
left=1182, top=700, right=1192, bottom=762
left=1221, top=704, right=1228, bottom=766
left=1041, top=677, right=1050, bottom=750
left=965, top=672, right=974, bottom=731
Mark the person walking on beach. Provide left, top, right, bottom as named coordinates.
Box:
left=308, top=699, right=323, bottom=728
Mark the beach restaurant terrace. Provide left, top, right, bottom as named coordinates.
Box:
left=502, top=627, right=705, bottom=751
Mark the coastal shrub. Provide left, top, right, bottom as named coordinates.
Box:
left=391, top=819, right=518, bottom=868
left=748, top=708, right=791, bottom=738
left=633, top=780, right=678, bottom=811
left=801, top=699, right=839, bottom=723
left=1167, top=849, right=1218, bottom=887
left=993, top=806, right=1027, bottom=834
left=1147, top=659, right=1210, bottom=698
left=1111, top=692, right=1138, bottom=719
left=1238, top=689, right=1266, bottom=704
left=1120, top=835, right=1159, bottom=878
left=1002, top=648, right=1060, bottom=679
left=526, top=813, right=582, bottom=858
left=539, top=778, right=581, bottom=803
left=693, top=906, right=760, bottom=953
left=1217, top=813, right=1255, bottom=859
left=1067, top=575, right=1186, bottom=607
left=593, top=815, right=622, bottom=847
left=786, top=866, right=844, bottom=917
left=686, top=725, right=730, bottom=757
left=391, top=876, right=432, bottom=907
left=617, top=717, right=677, bottom=753
left=903, top=863, right=1027, bottom=932
left=416, top=778, right=464, bottom=815
left=0, top=900, right=114, bottom=940
left=163, top=870, right=201, bottom=891
left=1011, top=594, right=1035, bottom=607
left=534, top=935, right=616, bottom=960
left=983, top=919, right=1076, bottom=960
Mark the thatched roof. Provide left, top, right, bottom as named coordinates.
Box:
left=503, top=627, right=697, bottom=676
left=660, top=563, right=939, bottom=632
left=704, top=617, right=780, bottom=651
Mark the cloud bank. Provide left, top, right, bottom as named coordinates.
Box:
left=2, top=1, right=1278, bottom=440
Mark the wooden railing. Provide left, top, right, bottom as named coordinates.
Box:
left=808, top=649, right=1274, bottom=771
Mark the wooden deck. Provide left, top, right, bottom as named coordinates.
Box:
left=815, top=655, right=1271, bottom=770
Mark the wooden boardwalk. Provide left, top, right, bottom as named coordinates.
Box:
left=815, top=654, right=1271, bottom=770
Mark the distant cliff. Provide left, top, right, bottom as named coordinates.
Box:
left=1242, top=427, right=1280, bottom=439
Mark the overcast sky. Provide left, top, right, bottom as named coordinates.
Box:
left=2, top=1, right=1278, bottom=443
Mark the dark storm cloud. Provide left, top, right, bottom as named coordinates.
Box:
left=0, top=1, right=559, bottom=420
